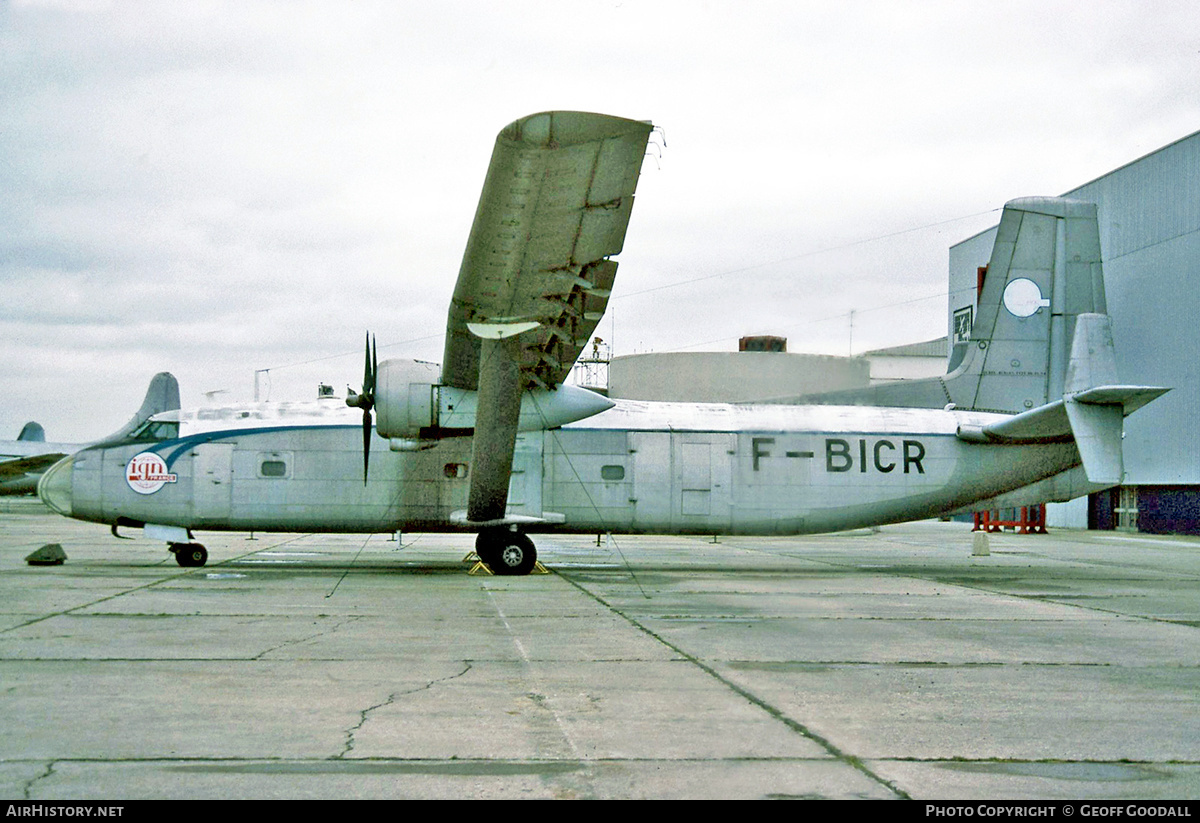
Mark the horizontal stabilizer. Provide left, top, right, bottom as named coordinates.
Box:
left=1070, top=385, right=1170, bottom=414
left=956, top=384, right=1169, bottom=446
left=956, top=402, right=1070, bottom=444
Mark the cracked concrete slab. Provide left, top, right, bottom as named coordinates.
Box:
left=4, top=498, right=1200, bottom=799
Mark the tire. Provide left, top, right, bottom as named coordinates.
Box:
left=474, top=529, right=502, bottom=568
left=478, top=529, right=537, bottom=575
left=174, top=543, right=208, bottom=567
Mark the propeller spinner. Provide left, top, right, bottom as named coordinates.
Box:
left=345, top=333, right=377, bottom=484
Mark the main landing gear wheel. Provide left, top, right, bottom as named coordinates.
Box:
left=475, top=528, right=537, bottom=576
left=171, top=542, right=208, bottom=568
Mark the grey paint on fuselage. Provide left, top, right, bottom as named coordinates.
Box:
left=54, top=399, right=1081, bottom=538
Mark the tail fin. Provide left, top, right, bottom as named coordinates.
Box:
left=946, top=196, right=1107, bottom=413
left=17, top=422, right=46, bottom=442
left=95, top=372, right=181, bottom=445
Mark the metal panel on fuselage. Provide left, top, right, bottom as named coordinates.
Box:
left=545, top=429, right=735, bottom=534
left=506, top=434, right=544, bottom=519
left=191, top=443, right=232, bottom=525
left=219, top=427, right=474, bottom=532
left=552, top=401, right=1083, bottom=535
left=72, top=426, right=476, bottom=533
left=543, top=428, right=634, bottom=531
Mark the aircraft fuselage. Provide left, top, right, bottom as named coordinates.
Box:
left=41, top=399, right=1081, bottom=537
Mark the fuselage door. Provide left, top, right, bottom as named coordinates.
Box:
left=505, top=434, right=543, bottom=518
left=630, top=431, right=671, bottom=530
left=191, top=443, right=233, bottom=523
left=676, top=434, right=734, bottom=531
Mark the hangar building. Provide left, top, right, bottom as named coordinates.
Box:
left=949, top=129, right=1200, bottom=533
left=604, top=337, right=947, bottom=404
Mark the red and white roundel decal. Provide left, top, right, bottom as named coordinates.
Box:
left=126, top=452, right=178, bottom=495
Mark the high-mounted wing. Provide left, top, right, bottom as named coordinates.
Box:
left=441, top=111, right=652, bottom=525
left=441, top=111, right=653, bottom=392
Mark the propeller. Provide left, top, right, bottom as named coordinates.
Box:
left=345, top=333, right=377, bottom=485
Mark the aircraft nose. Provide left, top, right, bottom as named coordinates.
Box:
left=38, top=454, right=74, bottom=517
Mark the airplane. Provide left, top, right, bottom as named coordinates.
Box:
left=36, top=110, right=1168, bottom=574
left=1, top=374, right=180, bottom=495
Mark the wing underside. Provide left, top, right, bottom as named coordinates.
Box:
left=441, top=111, right=652, bottom=525
left=441, top=111, right=653, bottom=392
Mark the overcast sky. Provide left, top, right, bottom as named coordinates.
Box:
left=4, top=0, right=1199, bottom=441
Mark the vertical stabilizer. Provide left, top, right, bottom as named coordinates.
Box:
left=954, top=197, right=1106, bottom=413
left=1063, top=314, right=1133, bottom=486
left=17, top=422, right=46, bottom=442
left=1064, top=400, right=1124, bottom=485
left=95, top=372, right=181, bottom=445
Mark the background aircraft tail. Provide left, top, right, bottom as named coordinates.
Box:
left=17, top=422, right=46, bottom=442
left=95, top=372, right=181, bottom=445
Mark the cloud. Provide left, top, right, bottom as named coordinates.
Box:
left=2, top=0, right=1198, bottom=440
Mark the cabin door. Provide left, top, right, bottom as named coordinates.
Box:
left=675, top=434, right=734, bottom=531
left=191, top=443, right=233, bottom=523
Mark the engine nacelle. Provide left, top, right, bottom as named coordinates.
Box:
left=374, top=359, right=442, bottom=439
left=373, top=358, right=615, bottom=440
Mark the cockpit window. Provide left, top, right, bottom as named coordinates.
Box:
left=129, top=419, right=180, bottom=442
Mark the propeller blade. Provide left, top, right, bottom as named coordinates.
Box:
left=347, top=332, right=378, bottom=485
left=363, top=333, right=375, bottom=398
left=369, top=334, right=377, bottom=396
left=361, top=408, right=371, bottom=485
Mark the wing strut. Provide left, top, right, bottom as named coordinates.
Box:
left=466, top=337, right=524, bottom=523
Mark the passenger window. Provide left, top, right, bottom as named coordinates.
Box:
left=260, top=460, right=288, bottom=478
left=601, top=465, right=625, bottom=481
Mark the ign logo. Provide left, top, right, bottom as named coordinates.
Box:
left=126, top=452, right=178, bottom=495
